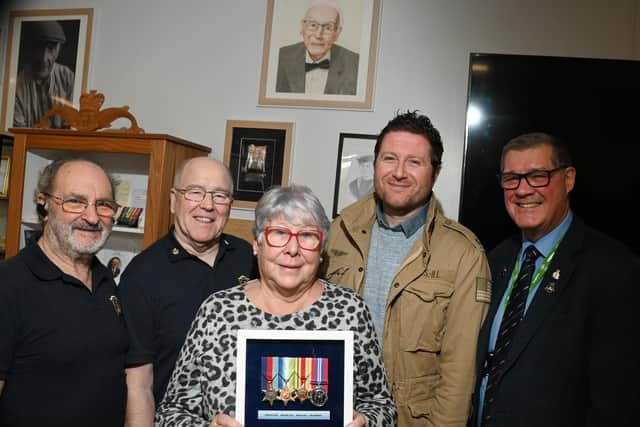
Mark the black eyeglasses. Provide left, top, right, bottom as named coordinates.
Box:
left=173, top=187, right=233, bottom=205
left=264, top=226, right=323, bottom=251
left=43, top=192, right=119, bottom=217
left=497, top=167, right=565, bottom=190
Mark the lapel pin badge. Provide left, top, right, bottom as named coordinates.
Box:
left=552, top=269, right=560, bottom=280
left=109, top=295, right=122, bottom=316
left=544, top=282, right=556, bottom=294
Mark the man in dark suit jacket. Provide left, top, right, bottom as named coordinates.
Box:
left=471, top=132, right=640, bottom=427
left=276, top=3, right=358, bottom=95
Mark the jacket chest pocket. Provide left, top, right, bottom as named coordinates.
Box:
left=398, top=280, right=454, bottom=352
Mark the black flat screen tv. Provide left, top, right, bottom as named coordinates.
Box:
left=459, top=53, right=640, bottom=255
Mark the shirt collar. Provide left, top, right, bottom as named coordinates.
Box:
left=521, top=210, right=573, bottom=257
left=375, top=199, right=429, bottom=238
left=22, top=240, right=111, bottom=290
left=167, top=225, right=230, bottom=264
left=305, top=50, right=331, bottom=64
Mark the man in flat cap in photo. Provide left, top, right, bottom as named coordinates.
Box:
left=14, top=20, right=75, bottom=129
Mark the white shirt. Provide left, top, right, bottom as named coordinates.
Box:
left=304, top=51, right=331, bottom=94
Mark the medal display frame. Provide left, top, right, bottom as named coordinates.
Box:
left=236, top=329, right=354, bottom=426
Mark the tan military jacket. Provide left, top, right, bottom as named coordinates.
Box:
left=321, top=194, right=491, bottom=427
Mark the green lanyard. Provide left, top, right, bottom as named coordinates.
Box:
left=502, top=234, right=565, bottom=311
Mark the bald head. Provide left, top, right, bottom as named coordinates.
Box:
left=300, top=3, right=343, bottom=61
left=174, top=157, right=233, bottom=194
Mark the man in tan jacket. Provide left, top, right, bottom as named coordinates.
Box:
left=322, top=111, right=491, bottom=426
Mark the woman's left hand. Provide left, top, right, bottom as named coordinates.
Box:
left=209, top=413, right=242, bottom=427
left=345, top=411, right=367, bottom=427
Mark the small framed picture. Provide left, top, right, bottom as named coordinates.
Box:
left=258, top=0, right=381, bottom=110
left=0, top=155, right=10, bottom=198
left=23, top=228, right=40, bottom=246
left=223, top=120, right=293, bottom=209
left=235, top=329, right=354, bottom=426
left=332, top=133, right=377, bottom=217
left=0, top=8, right=93, bottom=130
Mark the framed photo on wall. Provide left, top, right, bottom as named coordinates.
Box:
left=258, top=0, right=381, bottom=110
left=0, top=8, right=93, bottom=130
left=332, top=133, right=377, bottom=217
left=224, top=120, right=293, bottom=209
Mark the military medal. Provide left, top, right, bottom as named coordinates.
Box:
left=277, top=360, right=295, bottom=406
left=261, top=356, right=279, bottom=406
left=262, top=382, right=278, bottom=406
left=310, top=357, right=329, bottom=407
left=295, top=357, right=313, bottom=403
left=310, top=386, right=328, bottom=407
left=279, top=382, right=294, bottom=406
left=296, top=376, right=310, bottom=403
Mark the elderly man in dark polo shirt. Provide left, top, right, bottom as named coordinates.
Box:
left=120, top=157, right=257, bottom=426
left=0, top=159, right=127, bottom=426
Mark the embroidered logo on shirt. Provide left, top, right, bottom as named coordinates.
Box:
left=424, top=270, right=440, bottom=279
left=238, top=275, right=250, bottom=285
left=475, top=277, right=492, bottom=303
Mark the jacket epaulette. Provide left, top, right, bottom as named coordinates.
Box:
left=441, top=218, right=486, bottom=252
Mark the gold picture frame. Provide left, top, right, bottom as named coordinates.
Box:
left=223, top=120, right=293, bottom=209
left=0, top=155, right=11, bottom=198
left=1, top=8, right=93, bottom=130
left=258, top=0, right=380, bottom=110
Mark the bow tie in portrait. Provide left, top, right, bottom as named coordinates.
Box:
left=305, top=59, right=330, bottom=72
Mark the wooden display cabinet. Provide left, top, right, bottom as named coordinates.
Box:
left=4, top=128, right=210, bottom=260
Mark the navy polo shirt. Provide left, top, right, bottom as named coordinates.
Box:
left=118, top=228, right=257, bottom=403
left=0, top=242, right=128, bottom=426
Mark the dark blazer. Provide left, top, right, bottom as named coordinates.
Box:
left=471, top=216, right=640, bottom=427
left=275, top=42, right=359, bottom=95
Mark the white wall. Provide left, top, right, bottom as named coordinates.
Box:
left=1, top=0, right=639, bottom=223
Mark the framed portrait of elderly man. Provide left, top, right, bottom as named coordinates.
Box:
left=258, top=0, right=381, bottom=110
left=224, top=120, right=293, bottom=209
left=0, top=8, right=93, bottom=131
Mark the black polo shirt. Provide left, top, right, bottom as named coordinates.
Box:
left=0, top=242, right=128, bottom=427
left=118, top=228, right=257, bottom=403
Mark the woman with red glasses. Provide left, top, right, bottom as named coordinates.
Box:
left=157, top=185, right=396, bottom=427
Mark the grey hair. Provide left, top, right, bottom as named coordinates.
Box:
left=253, top=184, right=331, bottom=249
left=36, top=158, right=117, bottom=198
left=501, top=132, right=573, bottom=170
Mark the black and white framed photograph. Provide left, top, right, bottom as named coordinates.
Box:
left=258, top=0, right=380, bottom=110
left=1, top=8, right=93, bottom=130
left=235, top=329, right=354, bottom=426
left=332, top=133, right=377, bottom=217
left=223, top=120, right=293, bottom=209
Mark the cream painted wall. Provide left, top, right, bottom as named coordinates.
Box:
left=1, top=0, right=638, bottom=226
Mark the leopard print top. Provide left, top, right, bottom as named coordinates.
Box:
left=156, top=281, right=396, bottom=426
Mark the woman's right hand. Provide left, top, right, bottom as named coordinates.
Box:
left=209, top=413, right=242, bottom=427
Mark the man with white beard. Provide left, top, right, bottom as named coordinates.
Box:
left=0, top=159, right=128, bottom=426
